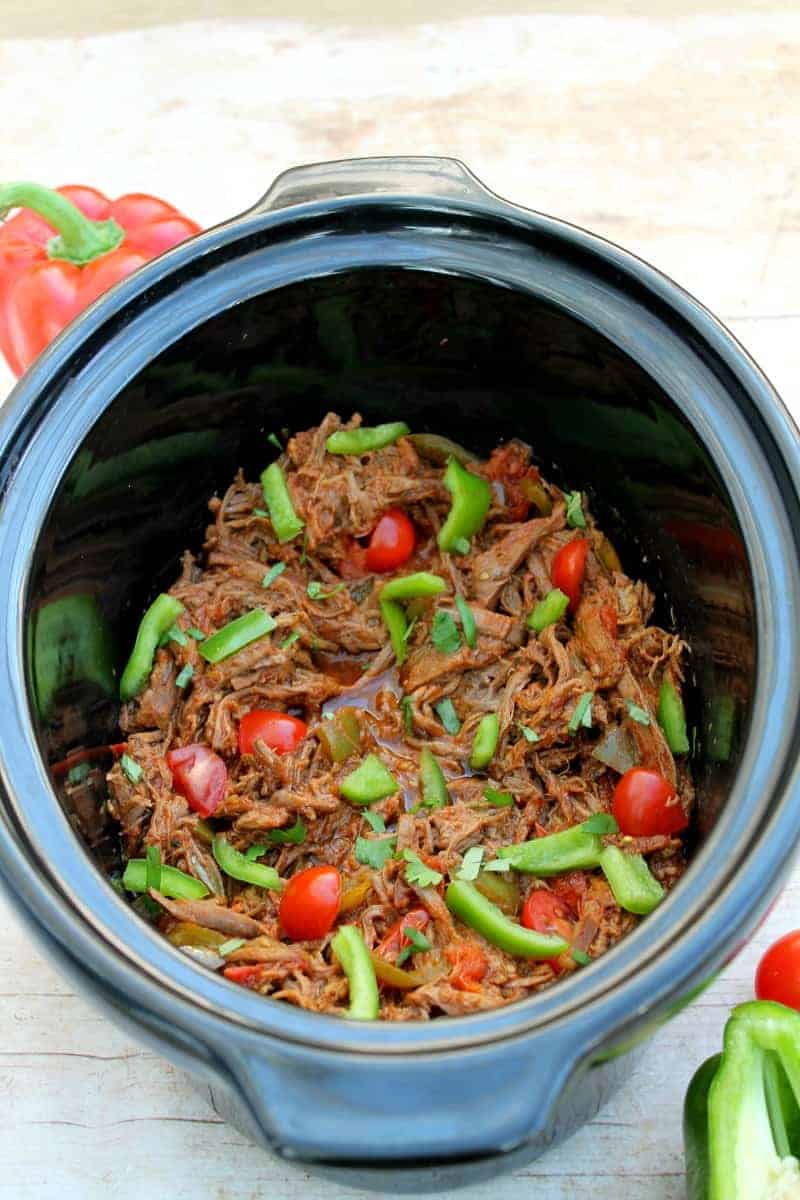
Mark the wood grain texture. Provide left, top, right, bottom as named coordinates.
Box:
left=0, top=6, right=798, bottom=1197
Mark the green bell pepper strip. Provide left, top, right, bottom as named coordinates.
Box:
left=260, top=461, right=304, bottom=542
left=326, top=422, right=410, bottom=456
left=497, top=826, right=603, bottom=875
left=446, top=880, right=568, bottom=959
left=122, top=858, right=208, bottom=900
left=455, top=593, right=477, bottom=648
left=599, top=844, right=664, bottom=914
left=120, top=593, right=184, bottom=701
left=331, top=924, right=380, bottom=1019
left=683, top=1001, right=800, bottom=1200
left=380, top=572, right=447, bottom=602
left=212, top=836, right=283, bottom=891
left=658, top=676, right=690, bottom=753
left=438, top=457, right=492, bottom=553
left=419, top=748, right=449, bottom=808
left=527, top=588, right=570, bottom=634
left=380, top=598, right=409, bottom=665
left=341, top=754, right=399, bottom=805
left=470, top=713, right=499, bottom=770
left=199, top=609, right=276, bottom=663
left=408, top=432, right=478, bottom=466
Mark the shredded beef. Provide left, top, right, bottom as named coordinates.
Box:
left=106, top=412, right=692, bottom=1020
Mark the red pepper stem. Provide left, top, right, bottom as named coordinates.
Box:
left=0, top=181, right=124, bottom=266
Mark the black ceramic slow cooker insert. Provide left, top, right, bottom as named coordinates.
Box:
left=1, top=157, right=799, bottom=1191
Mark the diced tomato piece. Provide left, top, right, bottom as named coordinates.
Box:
left=447, top=941, right=488, bottom=992
left=166, top=743, right=227, bottom=818
left=521, top=890, right=574, bottom=947
left=551, top=539, right=589, bottom=610
left=223, top=964, right=269, bottom=989
left=376, top=908, right=430, bottom=960
left=238, top=710, right=307, bottom=756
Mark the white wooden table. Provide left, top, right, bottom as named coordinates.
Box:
left=1, top=7, right=798, bottom=1197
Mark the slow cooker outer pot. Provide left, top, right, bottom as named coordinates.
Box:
left=0, top=157, right=799, bottom=1189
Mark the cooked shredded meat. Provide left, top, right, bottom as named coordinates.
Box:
left=107, top=414, right=691, bottom=1019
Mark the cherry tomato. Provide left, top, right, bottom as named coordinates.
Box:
left=376, top=908, right=430, bottom=959
left=365, top=509, right=416, bottom=573
left=238, top=710, right=307, bottom=756
left=551, top=538, right=589, bottom=610
left=279, top=865, right=342, bottom=940
left=447, top=941, right=488, bottom=992
left=521, top=890, right=574, bottom=947
left=612, top=767, right=688, bottom=836
left=755, top=931, right=800, bottom=1010
left=166, top=743, right=227, bottom=818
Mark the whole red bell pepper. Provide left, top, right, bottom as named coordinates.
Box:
left=0, top=182, right=201, bottom=376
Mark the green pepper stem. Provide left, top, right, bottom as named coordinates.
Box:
left=0, top=181, right=124, bottom=265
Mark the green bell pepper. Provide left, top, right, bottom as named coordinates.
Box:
left=120, top=593, right=184, bottom=701
left=437, top=457, right=492, bottom=553
left=212, top=836, right=282, bottom=891
left=331, top=924, right=380, bottom=1019
left=599, top=844, right=664, bottom=915
left=341, top=754, right=399, bottom=805
left=260, top=461, right=304, bottom=542
left=326, top=422, right=410, bottom=456
left=199, top=609, right=276, bottom=663
left=497, top=825, right=603, bottom=875
left=527, top=588, right=570, bottom=634
left=446, top=880, right=568, bottom=959
left=658, top=676, right=690, bottom=754
left=684, top=1001, right=800, bottom=1199
left=470, top=713, right=500, bottom=770
left=419, top=748, right=449, bottom=809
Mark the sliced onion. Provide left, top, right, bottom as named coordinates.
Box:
left=177, top=945, right=225, bottom=970
left=592, top=724, right=639, bottom=774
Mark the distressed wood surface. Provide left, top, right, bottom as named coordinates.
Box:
left=0, top=7, right=798, bottom=1198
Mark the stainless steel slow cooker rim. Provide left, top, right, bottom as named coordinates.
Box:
left=0, top=192, right=798, bottom=1060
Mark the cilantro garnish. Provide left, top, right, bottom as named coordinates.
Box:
left=355, top=836, right=398, bottom=870
left=568, top=692, right=594, bottom=733
left=402, top=849, right=443, bottom=887
left=431, top=610, right=461, bottom=655
left=456, top=846, right=485, bottom=881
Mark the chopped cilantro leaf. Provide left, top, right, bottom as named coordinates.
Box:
left=219, top=938, right=246, bottom=956
left=66, top=762, right=91, bottom=785
left=452, top=537, right=471, bottom=555
left=396, top=926, right=434, bottom=965
left=307, top=580, right=346, bottom=601
left=482, top=858, right=512, bottom=873
left=572, top=949, right=592, bottom=966
left=484, top=786, right=514, bottom=807
left=244, top=844, right=267, bottom=862
left=268, top=819, right=306, bottom=845
left=434, top=698, right=461, bottom=735
left=175, top=663, right=194, bottom=689
left=432, top=610, right=461, bottom=655
left=402, top=849, right=443, bottom=887
left=568, top=692, right=594, bottom=733
left=262, top=562, right=286, bottom=589
left=280, top=631, right=301, bottom=649
left=362, top=810, right=386, bottom=834
left=565, top=490, right=587, bottom=529
left=519, top=724, right=540, bottom=743
left=186, top=627, right=206, bottom=641
left=581, top=813, right=619, bottom=835
left=626, top=699, right=651, bottom=726
left=355, top=836, right=397, bottom=870
left=267, top=432, right=283, bottom=451
left=456, top=846, right=485, bottom=881
left=455, top=593, right=477, bottom=648
left=121, top=753, right=143, bottom=784
left=159, top=623, right=187, bottom=648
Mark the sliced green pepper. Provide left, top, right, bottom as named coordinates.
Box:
left=473, top=867, right=519, bottom=915
left=120, top=593, right=184, bottom=701
left=122, top=858, right=208, bottom=900
left=380, top=572, right=447, bottom=602
left=408, top=432, right=478, bottom=466
left=341, top=754, right=399, bottom=805
left=527, top=588, right=570, bottom=634
left=438, top=457, right=492, bottom=553
left=470, top=713, right=500, bottom=770
left=683, top=1001, right=800, bottom=1200
left=658, top=676, right=690, bottom=754
left=260, top=461, right=304, bottom=542
left=318, top=707, right=362, bottom=763
left=380, top=598, right=409, bottom=665
left=326, top=422, right=410, bottom=456
left=455, top=593, right=477, bottom=648
left=599, top=844, right=664, bottom=914
left=498, top=826, right=603, bottom=875
left=446, top=880, right=568, bottom=959
left=419, top=748, right=449, bottom=809
left=212, top=836, right=282, bottom=891
left=331, top=924, right=380, bottom=1019
left=199, top=609, right=276, bottom=663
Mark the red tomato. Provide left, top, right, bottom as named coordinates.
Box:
left=238, top=710, right=307, bottom=756
left=223, top=963, right=269, bottom=989
left=447, top=941, right=488, bottom=992
left=365, top=509, right=416, bottom=573
left=755, top=931, right=800, bottom=1010
left=279, top=865, right=342, bottom=940
left=612, top=767, right=688, bottom=836
left=521, top=890, right=574, bottom=947
left=551, top=538, right=589, bottom=610
left=166, top=743, right=227, bottom=818
left=376, top=908, right=430, bottom=960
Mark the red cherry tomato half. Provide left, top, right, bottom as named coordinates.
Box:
left=447, top=941, right=488, bottom=992
left=521, top=890, right=574, bottom=947
left=612, top=767, right=688, bottom=837
left=551, top=538, right=589, bottom=610
left=365, top=509, right=416, bottom=573
left=755, top=931, right=800, bottom=1010
left=166, top=743, right=227, bottom=818
left=279, top=865, right=342, bottom=940
left=238, top=710, right=308, bottom=756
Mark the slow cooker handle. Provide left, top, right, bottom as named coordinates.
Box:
left=250, top=155, right=508, bottom=214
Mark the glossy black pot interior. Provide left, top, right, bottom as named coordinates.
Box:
left=2, top=159, right=800, bottom=1191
